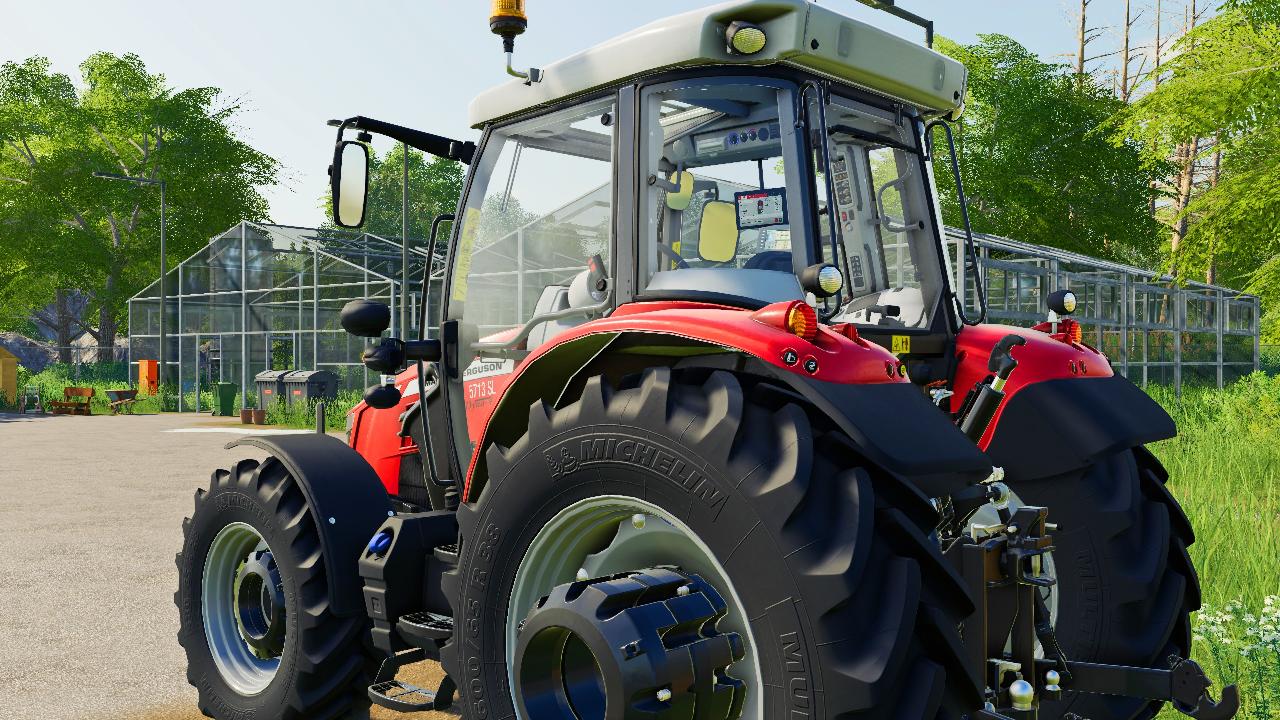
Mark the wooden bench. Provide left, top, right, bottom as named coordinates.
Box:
left=106, top=389, right=138, bottom=415
left=48, top=387, right=94, bottom=416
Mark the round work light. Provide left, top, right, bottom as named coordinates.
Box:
left=726, top=21, right=767, bottom=55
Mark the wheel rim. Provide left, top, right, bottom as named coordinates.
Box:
left=202, top=522, right=284, bottom=695
left=507, top=496, right=762, bottom=720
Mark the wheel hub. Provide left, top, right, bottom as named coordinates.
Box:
left=514, top=567, right=745, bottom=719
left=233, top=550, right=286, bottom=657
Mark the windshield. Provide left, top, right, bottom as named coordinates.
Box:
left=639, top=80, right=814, bottom=306
left=820, top=97, right=946, bottom=330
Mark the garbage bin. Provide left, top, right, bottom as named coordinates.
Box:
left=213, top=382, right=238, bottom=416
left=282, top=370, right=339, bottom=406
left=254, top=370, right=289, bottom=409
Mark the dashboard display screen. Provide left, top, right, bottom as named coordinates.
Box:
left=735, top=188, right=788, bottom=229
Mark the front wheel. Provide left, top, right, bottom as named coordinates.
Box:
left=1016, top=446, right=1199, bottom=720
left=175, top=457, right=375, bottom=720
left=443, top=368, right=982, bottom=719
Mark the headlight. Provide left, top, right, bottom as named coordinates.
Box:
left=726, top=21, right=767, bottom=55
left=1048, top=289, right=1077, bottom=315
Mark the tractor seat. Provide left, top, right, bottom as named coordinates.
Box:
left=743, top=250, right=792, bottom=273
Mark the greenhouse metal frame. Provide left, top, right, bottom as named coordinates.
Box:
left=128, top=221, right=1260, bottom=412
left=127, top=222, right=440, bottom=412
left=946, top=229, right=1261, bottom=391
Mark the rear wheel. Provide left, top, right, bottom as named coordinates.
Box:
left=176, top=457, right=376, bottom=720
left=1016, top=446, right=1198, bottom=720
left=443, top=367, right=982, bottom=719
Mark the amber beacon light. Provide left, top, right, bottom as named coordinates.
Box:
left=491, top=0, right=528, bottom=42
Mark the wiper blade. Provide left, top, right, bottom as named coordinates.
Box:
left=828, top=124, right=918, bottom=155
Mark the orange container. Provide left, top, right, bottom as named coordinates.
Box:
left=138, top=359, right=159, bottom=395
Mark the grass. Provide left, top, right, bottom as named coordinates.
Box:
left=6, top=363, right=362, bottom=428
left=1149, top=374, right=1280, bottom=718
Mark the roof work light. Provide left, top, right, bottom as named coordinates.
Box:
left=726, top=20, right=768, bottom=55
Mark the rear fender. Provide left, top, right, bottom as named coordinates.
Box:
left=226, top=434, right=393, bottom=617
left=466, top=330, right=991, bottom=502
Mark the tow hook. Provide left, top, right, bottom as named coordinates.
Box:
left=959, top=505, right=1239, bottom=719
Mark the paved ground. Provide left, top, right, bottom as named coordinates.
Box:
left=0, top=412, right=456, bottom=720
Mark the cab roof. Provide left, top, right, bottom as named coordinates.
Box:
left=468, top=0, right=967, bottom=128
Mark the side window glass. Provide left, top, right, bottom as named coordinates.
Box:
left=447, top=98, right=616, bottom=446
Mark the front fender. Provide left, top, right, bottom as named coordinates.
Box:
left=227, top=434, right=392, bottom=617
left=983, top=375, right=1175, bottom=482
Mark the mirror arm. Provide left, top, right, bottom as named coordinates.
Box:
left=339, top=116, right=476, bottom=165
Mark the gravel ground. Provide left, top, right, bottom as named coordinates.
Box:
left=0, top=412, right=457, bottom=720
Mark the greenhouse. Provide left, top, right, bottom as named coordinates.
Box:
left=127, top=220, right=1260, bottom=412
left=127, top=222, right=444, bottom=412
left=947, top=228, right=1261, bottom=390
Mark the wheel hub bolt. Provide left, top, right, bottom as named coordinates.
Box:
left=632, top=514, right=646, bottom=529
left=656, top=688, right=672, bottom=703
left=676, top=585, right=692, bottom=597
left=576, top=568, right=590, bottom=582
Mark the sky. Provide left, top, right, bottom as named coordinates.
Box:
left=3, top=1, right=1161, bottom=229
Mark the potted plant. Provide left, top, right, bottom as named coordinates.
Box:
left=240, top=395, right=255, bottom=424
left=252, top=398, right=268, bottom=425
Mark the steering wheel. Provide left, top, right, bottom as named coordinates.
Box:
left=657, top=243, right=690, bottom=269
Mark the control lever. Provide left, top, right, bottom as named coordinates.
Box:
left=957, top=334, right=1027, bottom=441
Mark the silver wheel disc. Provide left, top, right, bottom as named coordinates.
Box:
left=507, top=496, right=763, bottom=720
left=202, top=522, right=283, bottom=695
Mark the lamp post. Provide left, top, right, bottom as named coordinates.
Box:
left=92, top=172, right=170, bottom=409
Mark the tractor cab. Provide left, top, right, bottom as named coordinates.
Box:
left=330, top=0, right=979, bottom=479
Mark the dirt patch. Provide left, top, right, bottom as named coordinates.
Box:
left=116, top=662, right=461, bottom=719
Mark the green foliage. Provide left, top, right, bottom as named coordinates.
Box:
left=262, top=390, right=361, bottom=431
left=1148, top=374, right=1280, bottom=718
left=0, top=53, right=278, bottom=343
left=1109, top=7, right=1280, bottom=338
left=932, top=35, right=1165, bottom=266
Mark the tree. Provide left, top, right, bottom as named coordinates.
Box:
left=1108, top=1, right=1280, bottom=338
left=932, top=35, right=1166, bottom=265
left=0, top=53, right=278, bottom=361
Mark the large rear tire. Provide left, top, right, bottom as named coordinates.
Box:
left=175, top=457, right=377, bottom=719
left=1016, top=446, right=1198, bottom=720
left=443, top=367, right=982, bottom=719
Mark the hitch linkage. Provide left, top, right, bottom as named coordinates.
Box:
left=958, top=502, right=1239, bottom=719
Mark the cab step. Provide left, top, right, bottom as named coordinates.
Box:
left=433, top=542, right=459, bottom=564
left=397, top=611, right=454, bottom=647
left=368, top=675, right=456, bottom=713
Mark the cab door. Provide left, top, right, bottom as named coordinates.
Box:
left=440, top=96, right=621, bottom=475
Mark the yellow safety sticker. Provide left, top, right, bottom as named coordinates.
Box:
left=891, top=335, right=911, bottom=354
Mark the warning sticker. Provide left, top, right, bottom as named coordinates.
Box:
left=891, top=335, right=912, bottom=354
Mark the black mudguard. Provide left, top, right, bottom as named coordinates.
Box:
left=227, top=434, right=393, bottom=617
left=985, top=375, right=1176, bottom=482
left=753, top=365, right=994, bottom=496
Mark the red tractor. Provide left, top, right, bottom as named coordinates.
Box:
left=175, top=2, right=1238, bottom=719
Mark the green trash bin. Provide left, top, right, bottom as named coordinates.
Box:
left=213, top=382, right=238, bottom=416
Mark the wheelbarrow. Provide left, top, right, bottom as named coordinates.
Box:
left=106, top=389, right=139, bottom=415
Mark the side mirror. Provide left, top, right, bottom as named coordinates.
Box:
left=341, top=299, right=391, bottom=337
left=330, top=140, right=369, bottom=228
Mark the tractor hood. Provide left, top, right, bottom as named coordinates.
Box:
left=469, top=0, right=968, bottom=127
